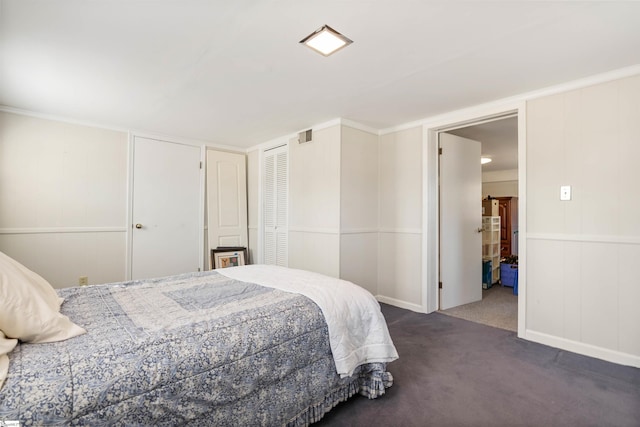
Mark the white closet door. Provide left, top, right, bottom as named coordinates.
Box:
left=263, top=145, right=288, bottom=266
left=131, top=137, right=202, bottom=279
left=206, top=150, right=248, bottom=268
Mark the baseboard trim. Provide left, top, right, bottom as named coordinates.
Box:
left=376, top=295, right=424, bottom=313
left=524, top=329, right=640, bottom=369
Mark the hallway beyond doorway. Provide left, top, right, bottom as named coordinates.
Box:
left=440, top=285, right=517, bottom=331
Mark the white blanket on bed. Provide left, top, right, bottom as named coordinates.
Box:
left=217, top=264, right=399, bottom=378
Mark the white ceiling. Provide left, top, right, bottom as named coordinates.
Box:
left=1, top=1, right=640, bottom=149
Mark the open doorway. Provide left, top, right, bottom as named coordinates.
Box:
left=438, top=116, right=519, bottom=332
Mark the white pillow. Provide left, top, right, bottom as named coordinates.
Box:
left=0, top=251, right=86, bottom=343
left=0, top=251, right=63, bottom=310
left=0, top=331, right=18, bottom=390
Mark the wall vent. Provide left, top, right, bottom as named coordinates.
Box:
left=298, top=129, right=313, bottom=144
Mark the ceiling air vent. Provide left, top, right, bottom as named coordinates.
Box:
left=298, top=129, right=313, bottom=144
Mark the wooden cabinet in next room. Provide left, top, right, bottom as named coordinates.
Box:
left=497, top=197, right=518, bottom=257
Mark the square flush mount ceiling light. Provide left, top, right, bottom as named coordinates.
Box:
left=300, top=25, right=353, bottom=56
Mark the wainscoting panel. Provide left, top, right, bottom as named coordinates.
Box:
left=0, top=230, right=126, bottom=288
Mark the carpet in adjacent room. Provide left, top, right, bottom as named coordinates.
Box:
left=440, top=284, right=517, bottom=332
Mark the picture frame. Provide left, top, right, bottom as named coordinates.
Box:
left=211, top=247, right=247, bottom=269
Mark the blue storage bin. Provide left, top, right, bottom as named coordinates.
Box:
left=501, top=263, right=518, bottom=288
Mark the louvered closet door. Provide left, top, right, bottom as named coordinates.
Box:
left=263, top=145, right=288, bottom=266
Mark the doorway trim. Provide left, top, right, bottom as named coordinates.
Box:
left=421, top=100, right=527, bottom=338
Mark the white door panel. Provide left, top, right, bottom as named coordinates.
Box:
left=131, top=137, right=202, bottom=279
left=440, top=133, right=483, bottom=310
left=206, top=150, right=248, bottom=268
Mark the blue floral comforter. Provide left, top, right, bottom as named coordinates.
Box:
left=0, top=271, right=393, bottom=426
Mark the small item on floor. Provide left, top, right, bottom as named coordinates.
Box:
left=482, top=259, right=492, bottom=289
left=500, top=263, right=518, bottom=290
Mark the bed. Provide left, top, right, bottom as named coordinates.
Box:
left=0, top=259, right=398, bottom=426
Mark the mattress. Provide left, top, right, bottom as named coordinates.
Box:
left=0, top=268, right=396, bottom=426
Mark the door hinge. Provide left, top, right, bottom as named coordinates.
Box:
left=199, top=161, right=203, bottom=169
left=438, top=147, right=443, bottom=155
left=439, top=281, right=443, bottom=289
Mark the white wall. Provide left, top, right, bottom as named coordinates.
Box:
left=339, top=126, right=379, bottom=295
left=340, top=127, right=379, bottom=231
left=526, top=74, right=640, bottom=362
left=483, top=169, right=518, bottom=197
left=288, top=126, right=341, bottom=277
left=483, top=181, right=518, bottom=197
left=377, top=126, right=423, bottom=307
left=0, top=111, right=128, bottom=287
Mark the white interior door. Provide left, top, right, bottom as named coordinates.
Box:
left=440, top=132, right=483, bottom=310
left=206, top=149, right=248, bottom=268
left=131, top=137, right=202, bottom=279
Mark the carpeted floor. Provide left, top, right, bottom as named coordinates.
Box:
left=316, top=304, right=640, bottom=427
left=440, top=284, right=518, bottom=331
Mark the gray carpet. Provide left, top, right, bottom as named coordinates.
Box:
left=316, top=304, right=640, bottom=427
left=440, top=285, right=518, bottom=332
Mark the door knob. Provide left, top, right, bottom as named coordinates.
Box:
left=477, top=227, right=484, bottom=233
left=135, top=224, right=143, bottom=229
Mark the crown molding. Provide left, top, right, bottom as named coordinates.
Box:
left=380, top=64, right=640, bottom=135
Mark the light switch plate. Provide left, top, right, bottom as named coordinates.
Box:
left=560, top=185, right=571, bottom=201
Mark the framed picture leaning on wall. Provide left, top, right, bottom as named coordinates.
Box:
left=211, top=247, right=247, bottom=269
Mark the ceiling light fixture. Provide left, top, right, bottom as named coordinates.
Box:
left=481, top=157, right=492, bottom=165
left=300, top=25, right=353, bottom=56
